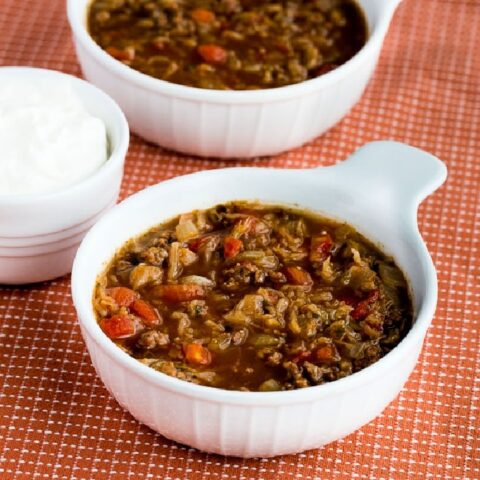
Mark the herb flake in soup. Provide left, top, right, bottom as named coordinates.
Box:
left=88, top=0, right=368, bottom=90
left=93, top=202, right=413, bottom=392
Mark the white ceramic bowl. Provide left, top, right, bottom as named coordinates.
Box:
left=0, top=67, right=129, bottom=284
left=67, top=0, right=403, bottom=158
left=71, top=141, right=447, bottom=457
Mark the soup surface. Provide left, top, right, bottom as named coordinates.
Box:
left=94, top=202, right=412, bottom=392
left=88, top=0, right=368, bottom=90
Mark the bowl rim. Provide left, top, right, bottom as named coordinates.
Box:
left=0, top=66, right=130, bottom=205
left=71, top=166, right=438, bottom=406
left=66, top=0, right=394, bottom=104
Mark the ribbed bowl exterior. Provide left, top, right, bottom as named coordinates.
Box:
left=0, top=195, right=119, bottom=284
left=73, top=42, right=378, bottom=158
left=72, top=141, right=446, bottom=457
left=82, top=323, right=422, bottom=457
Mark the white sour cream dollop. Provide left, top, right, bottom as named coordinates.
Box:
left=0, top=77, right=108, bottom=195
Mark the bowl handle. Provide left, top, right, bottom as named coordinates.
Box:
left=365, top=0, right=404, bottom=22
left=330, top=141, right=447, bottom=208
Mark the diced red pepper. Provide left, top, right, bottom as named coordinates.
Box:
left=191, top=8, right=215, bottom=23
left=198, top=44, right=227, bottom=64
left=310, top=233, right=333, bottom=263
left=107, top=287, right=138, bottom=307
left=223, top=236, right=243, bottom=258
left=291, top=350, right=312, bottom=364
left=188, top=237, right=207, bottom=253
left=154, top=284, right=206, bottom=303
left=351, top=302, right=368, bottom=321
left=351, top=290, right=380, bottom=321
left=284, top=266, right=313, bottom=286
left=184, top=343, right=212, bottom=366
left=188, top=234, right=218, bottom=253
left=130, top=299, right=160, bottom=326
left=100, top=315, right=135, bottom=339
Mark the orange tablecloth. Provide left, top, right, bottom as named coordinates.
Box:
left=0, top=1, right=479, bottom=478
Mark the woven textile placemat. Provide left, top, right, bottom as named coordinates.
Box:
left=0, top=0, right=478, bottom=478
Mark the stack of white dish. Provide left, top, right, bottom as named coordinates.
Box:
left=0, top=67, right=129, bottom=284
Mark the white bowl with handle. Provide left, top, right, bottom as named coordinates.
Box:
left=67, top=0, right=404, bottom=158
left=71, top=141, right=447, bottom=457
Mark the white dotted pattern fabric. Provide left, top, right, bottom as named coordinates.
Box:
left=0, top=0, right=479, bottom=478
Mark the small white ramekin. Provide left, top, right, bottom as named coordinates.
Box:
left=71, top=141, right=447, bottom=457
left=0, top=67, right=129, bottom=284
left=67, top=0, right=403, bottom=158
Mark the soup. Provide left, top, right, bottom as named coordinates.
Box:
left=88, top=0, right=368, bottom=90
left=93, top=202, right=412, bottom=392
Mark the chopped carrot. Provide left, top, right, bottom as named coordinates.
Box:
left=184, top=343, right=212, bottom=366
left=107, top=287, right=138, bottom=307
left=154, top=284, right=205, bottom=303
left=198, top=44, right=227, bottom=63
left=284, top=266, right=313, bottom=286
left=314, top=345, right=337, bottom=364
left=191, top=8, right=215, bottom=23
left=100, top=315, right=135, bottom=339
left=310, top=233, right=333, bottom=263
left=223, top=236, right=243, bottom=258
left=130, top=299, right=160, bottom=326
left=106, top=46, right=135, bottom=61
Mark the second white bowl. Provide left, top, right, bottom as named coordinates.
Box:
left=67, top=0, right=403, bottom=158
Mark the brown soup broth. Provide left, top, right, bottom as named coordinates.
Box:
left=88, top=0, right=368, bottom=90
left=93, top=202, right=412, bottom=392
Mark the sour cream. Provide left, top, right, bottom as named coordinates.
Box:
left=0, top=77, right=108, bottom=195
